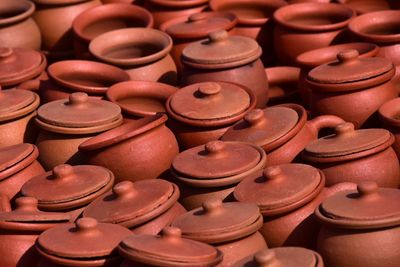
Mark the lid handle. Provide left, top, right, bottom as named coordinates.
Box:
left=263, top=166, right=284, bottom=182
left=337, top=49, right=359, bottom=64
left=209, top=30, right=229, bottom=43
left=205, top=141, right=227, bottom=158
left=197, top=82, right=221, bottom=98
left=335, top=122, right=355, bottom=137
left=52, top=164, right=75, bottom=181
left=161, top=227, right=182, bottom=240
left=15, top=197, right=39, bottom=212
left=244, top=109, right=266, bottom=127
left=68, top=92, right=89, bottom=106
left=254, top=250, right=282, bottom=267
left=0, top=47, right=15, bottom=62
left=357, top=181, right=379, bottom=199
left=188, top=13, right=208, bottom=22
left=75, top=217, right=100, bottom=235
left=113, top=181, right=136, bottom=199
left=202, top=198, right=224, bottom=215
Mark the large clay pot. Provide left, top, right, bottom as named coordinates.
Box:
left=379, top=98, right=400, bottom=159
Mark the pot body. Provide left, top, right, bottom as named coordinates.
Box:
left=0, top=111, right=38, bottom=148
left=37, top=256, right=122, bottom=267
left=381, top=125, right=400, bottom=159
left=0, top=17, right=41, bottom=51
left=266, top=67, right=301, bottom=106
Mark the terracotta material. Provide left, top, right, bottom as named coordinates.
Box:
left=338, top=0, right=390, bottom=14
left=106, top=80, right=177, bottom=118
left=73, top=3, right=153, bottom=59
left=302, top=122, right=400, bottom=187
left=181, top=30, right=268, bottom=108
left=0, top=0, right=41, bottom=50
left=118, top=227, right=223, bottom=266
left=83, top=180, right=186, bottom=235
left=35, top=92, right=123, bottom=170
left=39, top=60, right=130, bottom=103
left=36, top=217, right=132, bottom=267
left=171, top=141, right=267, bottom=210
left=221, top=104, right=345, bottom=166
left=307, top=49, right=398, bottom=128
left=171, top=199, right=267, bottom=266
left=316, top=181, right=400, bottom=267
left=273, top=3, right=355, bottom=65
left=89, top=28, right=177, bottom=85
left=265, top=66, right=301, bottom=106
left=166, top=81, right=256, bottom=149
left=379, top=98, right=400, bottom=159
left=32, top=0, right=101, bottom=60
left=0, top=197, right=70, bottom=267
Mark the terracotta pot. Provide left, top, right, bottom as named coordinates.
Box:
left=89, top=28, right=177, bottom=85
left=0, top=197, right=70, bottom=267
left=35, top=92, right=123, bottom=170
left=83, top=180, right=186, bottom=235
left=302, top=122, right=400, bottom=187
left=338, top=0, right=390, bottom=14
left=221, top=104, right=345, bottom=166
left=234, top=164, right=357, bottom=249
left=166, top=81, right=257, bottom=149
left=181, top=30, right=268, bottom=108
left=307, top=49, right=398, bottom=128
left=379, top=98, right=400, bottom=159
left=106, top=80, right=177, bottom=118
left=315, top=181, right=400, bottom=267
left=171, top=141, right=267, bottom=210
left=0, top=0, right=41, bottom=50
left=118, top=227, right=223, bottom=266
left=273, top=3, right=355, bottom=65
left=73, top=3, right=153, bottom=59
left=39, top=60, right=130, bottom=103
left=36, top=217, right=132, bottom=267
left=209, top=0, right=287, bottom=66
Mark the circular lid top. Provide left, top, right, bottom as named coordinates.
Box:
left=0, top=143, right=34, bottom=173
left=171, top=199, right=262, bottom=243
left=181, top=30, right=262, bottom=69
left=82, top=180, right=178, bottom=227
left=316, top=181, right=400, bottom=229
left=304, top=122, right=392, bottom=158
left=118, top=227, right=223, bottom=266
left=172, top=141, right=261, bottom=179
left=21, top=164, right=114, bottom=207
left=234, top=164, right=323, bottom=216
left=0, top=89, right=39, bottom=122
left=221, top=107, right=299, bottom=146
left=37, top=217, right=132, bottom=259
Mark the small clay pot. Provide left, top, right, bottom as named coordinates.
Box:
left=106, top=80, right=177, bottom=118
left=181, top=30, right=268, bottom=108
left=379, top=98, right=400, bottom=159
left=89, top=28, right=177, bottom=85
left=73, top=3, right=153, bottom=59
left=265, top=66, right=301, bottom=106
left=79, top=114, right=179, bottom=183
left=302, top=122, right=400, bottom=187
left=221, top=104, right=345, bottom=166
left=39, top=60, right=130, bottom=103
left=83, top=180, right=186, bottom=235
left=0, top=0, right=41, bottom=50
left=273, top=3, right=355, bottom=65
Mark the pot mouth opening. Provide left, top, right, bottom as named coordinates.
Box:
left=379, top=98, right=400, bottom=126
left=0, top=0, right=34, bottom=26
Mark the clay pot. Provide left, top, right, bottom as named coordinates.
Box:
left=0, top=144, right=45, bottom=200
left=302, top=122, right=400, bottom=187
left=0, top=0, right=41, bottom=50
left=315, top=181, right=400, bottom=267
left=73, top=4, right=153, bottom=59
left=118, top=227, right=223, bottom=267
left=159, top=12, right=237, bottom=72
left=0, top=197, right=70, bottom=267
left=181, top=30, right=268, bottom=108
left=83, top=180, right=186, bottom=235
left=36, top=217, right=132, bottom=267
left=39, top=60, right=130, bottom=103
left=338, top=0, right=390, bottom=14
left=35, top=92, right=123, bottom=170
left=106, top=80, right=177, bottom=119
left=265, top=66, right=301, bottom=106
left=273, top=3, right=355, bottom=65
left=166, top=81, right=257, bottom=149
left=143, top=0, right=208, bottom=29
left=221, top=104, right=345, bottom=166
left=89, top=28, right=177, bottom=86
left=296, top=42, right=379, bottom=107
left=307, top=49, right=398, bottom=128
left=171, top=141, right=267, bottom=210
left=32, top=0, right=101, bottom=60
left=209, top=0, right=287, bottom=66
left=171, top=199, right=267, bottom=266
left=234, top=164, right=357, bottom=249
left=379, top=98, right=400, bottom=159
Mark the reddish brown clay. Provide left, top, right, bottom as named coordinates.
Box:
left=265, top=66, right=301, bottom=106
left=338, top=0, right=390, bottom=14
left=379, top=98, right=400, bottom=159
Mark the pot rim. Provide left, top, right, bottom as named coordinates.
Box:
left=0, top=0, right=35, bottom=26
left=379, top=98, right=400, bottom=127
left=146, top=0, right=208, bottom=8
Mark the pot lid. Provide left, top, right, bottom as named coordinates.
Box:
left=171, top=199, right=263, bottom=243
left=304, top=122, right=391, bottom=158
left=0, top=89, right=39, bottom=122
left=234, top=164, right=323, bottom=216
left=308, top=49, right=393, bottom=84
left=0, top=143, right=37, bottom=181
left=221, top=107, right=299, bottom=146
left=172, top=141, right=261, bottom=179
left=82, top=180, right=178, bottom=227
left=21, top=164, right=114, bottom=209
left=37, top=217, right=132, bottom=259
left=317, top=181, right=400, bottom=228
left=181, top=30, right=262, bottom=69
left=118, top=227, right=223, bottom=266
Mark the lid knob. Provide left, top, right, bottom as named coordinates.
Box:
left=205, top=141, right=226, bottom=157
left=113, top=181, right=136, bottom=199
left=335, top=122, right=355, bottom=136
left=244, top=109, right=266, bottom=127
left=15, top=197, right=39, bottom=212
left=209, top=30, right=229, bottom=43
left=198, top=82, right=221, bottom=97
left=188, top=13, right=208, bottom=22
left=76, top=217, right=99, bottom=234
left=52, top=164, right=74, bottom=180
left=337, top=49, right=359, bottom=64
left=202, top=198, right=224, bottom=214
left=358, top=181, right=379, bottom=198
left=161, top=227, right=182, bottom=240
left=254, top=250, right=281, bottom=267
left=68, top=92, right=89, bottom=106
left=263, top=166, right=284, bottom=182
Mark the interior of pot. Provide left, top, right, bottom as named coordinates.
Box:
left=0, top=0, right=33, bottom=25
